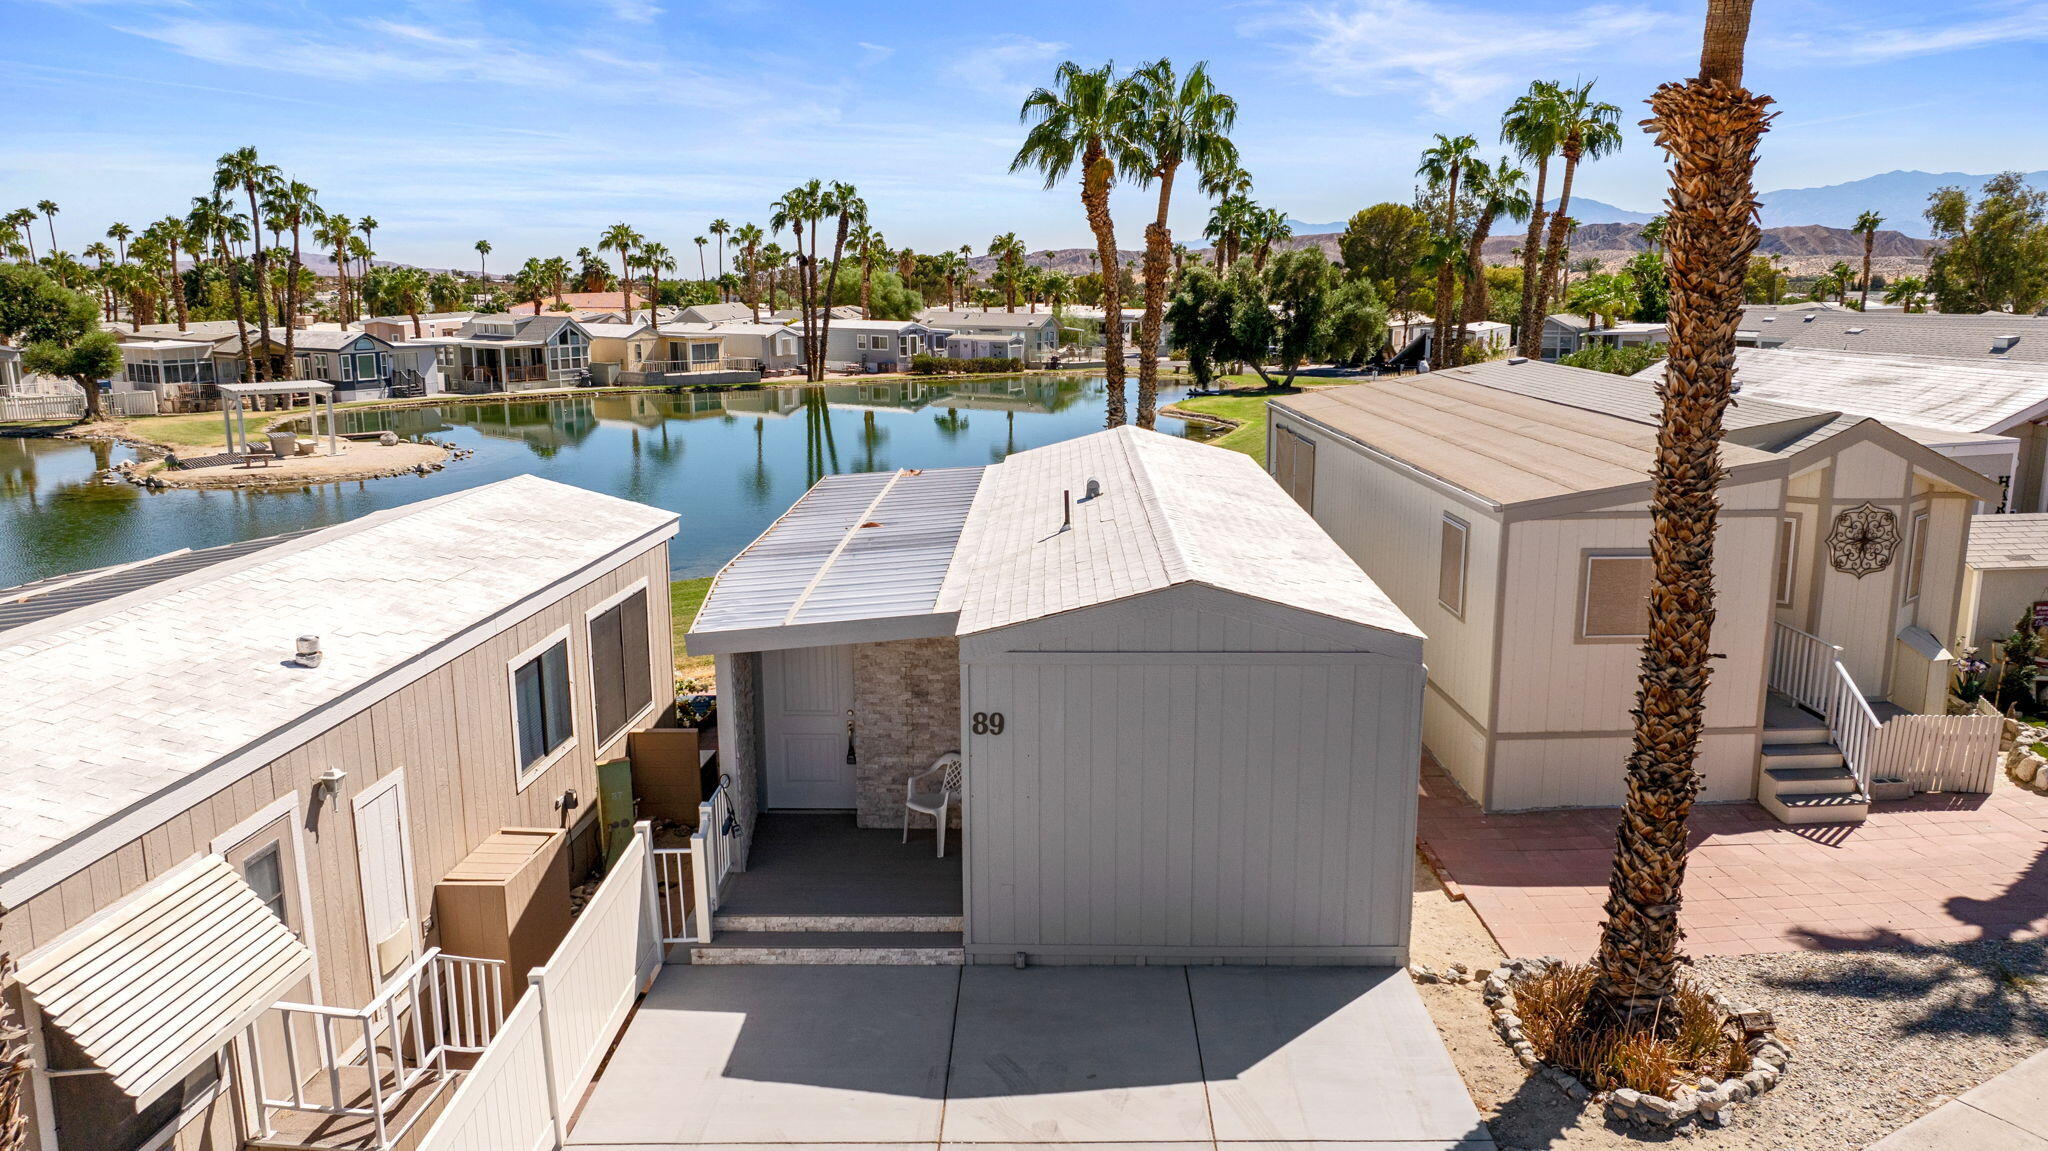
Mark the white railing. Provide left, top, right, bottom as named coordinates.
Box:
left=1768, top=620, right=1839, bottom=715
left=642, top=357, right=744, bottom=375
left=415, top=823, right=665, bottom=1151
left=0, top=394, right=84, bottom=420
left=1821, top=661, right=1884, bottom=796
left=254, top=949, right=506, bottom=1150
left=655, top=775, right=735, bottom=946
left=1871, top=713, right=2006, bottom=793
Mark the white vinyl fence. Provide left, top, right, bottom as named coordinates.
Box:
left=1871, top=713, right=2005, bottom=793
left=0, top=394, right=84, bottom=420
left=654, top=775, right=734, bottom=946
left=415, top=823, right=664, bottom=1151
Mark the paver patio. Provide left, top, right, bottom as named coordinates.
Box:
left=1417, top=758, right=2048, bottom=958
left=567, top=964, right=1494, bottom=1149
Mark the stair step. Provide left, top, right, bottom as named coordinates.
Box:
left=1761, top=742, right=1844, bottom=759
left=689, top=930, right=965, bottom=966
left=1764, top=764, right=1859, bottom=797
left=1760, top=788, right=1870, bottom=826
left=712, top=913, right=963, bottom=933
left=1776, top=791, right=1870, bottom=807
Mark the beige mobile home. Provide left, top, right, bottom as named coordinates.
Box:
left=687, top=426, right=1427, bottom=966
left=1269, top=361, right=2002, bottom=824
left=0, top=476, right=678, bottom=1151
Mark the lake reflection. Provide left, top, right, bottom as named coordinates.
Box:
left=1, top=375, right=1210, bottom=586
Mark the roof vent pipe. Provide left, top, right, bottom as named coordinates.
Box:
left=1083, top=478, right=1101, bottom=500
left=1061, top=489, right=1072, bottom=532
left=293, top=635, right=322, bottom=668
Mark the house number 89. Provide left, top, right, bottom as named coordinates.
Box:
left=972, top=712, right=1005, bottom=735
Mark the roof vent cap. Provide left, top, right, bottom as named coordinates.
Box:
left=1994, top=334, right=2021, bottom=352
left=1846, top=327, right=1866, bottom=335
left=293, top=635, right=322, bottom=668
left=1507, top=356, right=1529, bottom=365
left=1802, top=315, right=1817, bottom=322
left=1082, top=478, right=1102, bottom=500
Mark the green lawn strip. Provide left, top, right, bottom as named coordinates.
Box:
left=1172, top=392, right=1274, bottom=464
left=671, top=576, right=714, bottom=682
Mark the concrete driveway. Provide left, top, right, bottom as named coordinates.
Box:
left=567, top=965, right=1493, bottom=1149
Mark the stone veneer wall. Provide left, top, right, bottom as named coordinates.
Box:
left=720, top=650, right=765, bottom=869
left=853, top=637, right=963, bottom=830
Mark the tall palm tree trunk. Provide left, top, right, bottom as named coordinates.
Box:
left=1860, top=232, right=1875, bottom=310
left=1516, top=157, right=1552, bottom=357
left=1534, top=146, right=1581, bottom=343
left=1432, top=164, right=1462, bottom=367
left=220, top=228, right=253, bottom=385
left=1082, top=142, right=1128, bottom=427
left=242, top=185, right=272, bottom=380
left=1136, top=164, right=1177, bottom=429
left=1583, top=0, right=1768, bottom=1030
left=284, top=225, right=304, bottom=377
left=1457, top=215, right=1497, bottom=348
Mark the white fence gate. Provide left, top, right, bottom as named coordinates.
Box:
left=654, top=776, right=734, bottom=947
left=0, top=394, right=84, bottom=421
left=1871, top=714, right=2005, bottom=794
left=415, top=823, right=664, bottom=1151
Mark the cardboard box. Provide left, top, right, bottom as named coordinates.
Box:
left=434, top=827, right=571, bottom=1002
left=628, top=727, right=702, bottom=827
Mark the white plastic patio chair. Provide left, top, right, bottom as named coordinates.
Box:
left=903, top=752, right=963, bottom=858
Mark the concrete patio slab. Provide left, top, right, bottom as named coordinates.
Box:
left=566, top=966, right=957, bottom=1147
left=1870, top=1047, right=2048, bottom=1150
left=942, top=966, right=1212, bottom=1144
left=1190, top=967, right=1492, bottom=1146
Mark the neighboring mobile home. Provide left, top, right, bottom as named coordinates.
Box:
left=656, top=321, right=801, bottom=375
left=1959, top=514, right=2048, bottom=661
left=688, top=426, right=1426, bottom=965
left=1267, top=360, right=2001, bottom=823
left=0, top=476, right=678, bottom=1151
left=434, top=313, right=594, bottom=392
left=916, top=310, right=1062, bottom=366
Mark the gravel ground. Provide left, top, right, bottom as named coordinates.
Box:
left=1410, top=854, right=2048, bottom=1150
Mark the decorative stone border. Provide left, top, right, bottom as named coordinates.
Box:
left=1414, top=956, right=1792, bottom=1130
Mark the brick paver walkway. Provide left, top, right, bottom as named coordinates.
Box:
left=1417, top=759, right=2048, bottom=958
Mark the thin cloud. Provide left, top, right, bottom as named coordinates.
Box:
left=942, top=34, right=1069, bottom=99
left=1774, top=1, right=2048, bottom=63
left=1238, top=0, right=1672, bottom=112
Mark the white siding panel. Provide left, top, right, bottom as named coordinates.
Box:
left=1489, top=731, right=1757, bottom=810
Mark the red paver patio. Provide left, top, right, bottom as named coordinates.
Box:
left=1416, top=757, right=2048, bottom=957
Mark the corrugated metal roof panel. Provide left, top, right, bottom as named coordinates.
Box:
left=18, top=855, right=312, bottom=1100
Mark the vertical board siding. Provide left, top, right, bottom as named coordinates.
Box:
left=7, top=545, right=672, bottom=1019
left=962, top=588, right=1423, bottom=962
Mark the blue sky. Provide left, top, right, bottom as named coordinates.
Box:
left=6, top=0, right=2047, bottom=269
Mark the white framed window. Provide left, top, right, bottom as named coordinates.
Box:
left=242, top=844, right=288, bottom=924
left=1905, top=509, right=1930, bottom=602
left=1438, top=514, right=1469, bottom=617
left=339, top=354, right=354, bottom=381
left=587, top=580, right=655, bottom=748
left=508, top=627, right=577, bottom=786
left=1776, top=517, right=1798, bottom=607
left=1580, top=552, right=1655, bottom=641
left=353, top=352, right=379, bottom=380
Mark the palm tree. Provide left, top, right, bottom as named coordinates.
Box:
left=1249, top=206, right=1289, bottom=273
left=1530, top=83, right=1624, bottom=355
left=514, top=258, right=550, bottom=315
left=1851, top=210, right=1883, bottom=309
left=988, top=232, right=1026, bottom=311
left=388, top=265, right=431, bottom=336
left=8, top=207, right=37, bottom=261
left=358, top=216, right=380, bottom=268
left=145, top=217, right=192, bottom=330
left=760, top=242, right=785, bottom=312
left=1417, top=133, right=1478, bottom=364
left=818, top=183, right=863, bottom=373
left=1580, top=0, right=1769, bottom=1033
left=84, top=241, right=115, bottom=320
left=215, top=147, right=281, bottom=379
left=1014, top=60, right=1138, bottom=427
left=640, top=242, right=675, bottom=315
left=1503, top=80, right=1569, bottom=358
left=1120, top=58, right=1238, bottom=428
left=1459, top=158, right=1531, bottom=351
left=851, top=222, right=885, bottom=318
left=602, top=223, right=643, bottom=321
left=543, top=255, right=572, bottom=305
left=266, top=179, right=319, bottom=375
left=475, top=238, right=492, bottom=281
left=189, top=192, right=256, bottom=375
left=710, top=218, right=731, bottom=293
left=734, top=223, right=764, bottom=319
left=107, top=222, right=132, bottom=265
left=315, top=213, right=353, bottom=323
left=1885, top=274, right=1925, bottom=312
left=35, top=199, right=58, bottom=254
left=694, top=235, right=709, bottom=282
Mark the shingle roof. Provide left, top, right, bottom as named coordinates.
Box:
left=678, top=303, right=756, bottom=324
left=1271, top=373, right=1780, bottom=507
left=1967, top=514, right=2048, bottom=570
left=0, top=530, right=323, bottom=635
left=916, top=310, right=1059, bottom=330
left=1740, top=307, right=2048, bottom=361
left=286, top=330, right=392, bottom=352
left=0, top=477, right=677, bottom=894
left=940, top=426, right=1419, bottom=639
left=1722, top=347, right=2048, bottom=433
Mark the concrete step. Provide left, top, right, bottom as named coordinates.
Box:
left=713, top=912, right=963, bottom=933
left=689, top=930, right=965, bottom=966
left=1759, top=790, right=1870, bottom=826
left=1761, top=721, right=1834, bottom=747
left=1760, top=743, right=1847, bottom=772
left=1764, top=764, right=1860, bottom=796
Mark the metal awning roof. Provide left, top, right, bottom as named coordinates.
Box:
left=688, top=466, right=985, bottom=653
left=17, top=855, right=313, bottom=1100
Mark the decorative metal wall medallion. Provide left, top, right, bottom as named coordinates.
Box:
left=1825, top=502, right=1901, bottom=578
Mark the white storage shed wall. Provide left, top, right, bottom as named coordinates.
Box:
left=1270, top=407, right=1502, bottom=802
left=958, top=583, right=1425, bottom=966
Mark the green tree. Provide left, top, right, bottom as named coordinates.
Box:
left=386, top=265, right=431, bottom=336
left=215, top=147, right=281, bottom=379
left=1165, top=264, right=1233, bottom=387
left=601, top=222, right=643, bottom=320
left=1416, top=132, right=1478, bottom=365
left=1884, top=274, right=1926, bottom=312
left=474, top=238, right=491, bottom=281
left=1457, top=156, right=1531, bottom=355
left=1851, top=210, right=1883, bottom=309
left=1558, top=341, right=1667, bottom=375
left=1502, top=80, right=1568, bottom=358
left=1265, top=247, right=1338, bottom=384
left=2, top=263, right=122, bottom=420
left=1338, top=202, right=1431, bottom=309
left=1321, top=276, right=1390, bottom=365
left=1526, top=82, right=1624, bottom=358
left=1926, top=173, right=2048, bottom=314
left=988, top=231, right=1026, bottom=311
left=1622, top=249, right=1671, bottom=321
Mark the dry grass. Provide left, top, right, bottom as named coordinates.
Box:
left=1514, top=962, right=1749, bottom=1095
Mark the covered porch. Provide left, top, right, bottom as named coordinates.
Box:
left=440, top=341, right=559, bottom=392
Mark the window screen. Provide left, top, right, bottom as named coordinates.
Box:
left=1582, top=554, right=1655, bottom=639
left=589, top=589, right=653, bottom=744
left=513, top=638, right=573, bottom=773
left=1438, top=515, right=1469, bottom=616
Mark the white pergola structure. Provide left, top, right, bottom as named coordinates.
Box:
left=218, top=381, right=339, bottom=457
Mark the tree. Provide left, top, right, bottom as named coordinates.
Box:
left=1338, top=202, right=1431, bottom=308
left=8, top=207, right=38, bottom=262
left=1558, top=341, right=1668, bottom=376
left=189, top=192, right=255, bottom=375
left=315, top=212, right=352, bottom=323
left=1458, top=156, right=1531, bottom=355
left=1884, top=274, right=1927, bottom=312
left=513, top=257, right=550, bottom=314
left=2, top=263, right=122, bottom=420
left=475, top=239, right=492, bottom=281
left=1566, top=272, right=1637, bottom=327
left=851, top=222, right=886, bottom=318
left=1165, top=264, right=1232, bottom=387
left=35, top=200, right=58, bottom=255
left=1925, top=173, right=2048, bottom=314
left=1525, top=82, right=1623, bottom=358
left=734, top=223, right=764, bottom=319
left=1622, top=250, right=1671, bottom=321
left=710, top=218, right=732, bottom=295
left=215, top=147, right=280, bottom=379
left=1416, top=133, right=1478, bottom=363
left=1122, top=58, right=1238, bottom=429
left=387, top=265, right=431, bottom=336
left=1742, top=254, right=1785, bottom=304
left=266, top=179, right=319, bottom=377
left=1502, top=80, right=1568, bottom=359
left=1015, top=60, right=1137, bottom=426
left=84, top=241, right=114, bottom=320
left=1265, top=247, right=1339, bottom=385
left=818, top=183, right=863, bottom=378
left=694, top=235, right=709, bottom=281
left=1321, top=276, right=1390, bottom=366
left=1851, top=210, right=1883, bottom=309
left=1580, top=0, right=1769, bottom=1033
left=602, top=223, right=643, bottom=321
left=641, top=242, right=675, bottom=318
left=988, top=231, right=1026, bottom=311
left=107, top=221, right=131, bottom=266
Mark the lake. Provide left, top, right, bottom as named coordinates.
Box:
left=0, top=375, right=1212, bottom=588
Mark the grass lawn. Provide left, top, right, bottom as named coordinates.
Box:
left=671, top=576, right=714, bottom=684
left=1174, top=392, right=1275, bottom=464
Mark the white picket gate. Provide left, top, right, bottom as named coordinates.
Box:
left=1870, top=713, right=2005, bottom=794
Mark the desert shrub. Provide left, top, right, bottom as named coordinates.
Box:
left=1511, top=961, right=1748, bottom=1095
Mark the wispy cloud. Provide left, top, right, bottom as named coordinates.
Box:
left=942, top=34, right=1069, bottom=99
left=1237, top=0, right=1672, bottom=112
left=1773, top=0, right=2048, bottom=63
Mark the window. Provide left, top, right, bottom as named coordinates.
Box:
left=1273, top=426, right=1315, bottom=511
left=511, top=635, right=574, bottom=777
left=242, top=845, right=288, bottom=924
left=1905, top=510, right=1930, bottom=602
left=1581, top=553, right=1655, bottom=640
left=339, top=354, right=354, bottom=381
left=1776, top=517, right=1798, bottom=607
left=1438, top=515, right=1469, bottom=617
left=588, top=586, right=653, bottom=745
left=353, top=352, right=380, bottom=380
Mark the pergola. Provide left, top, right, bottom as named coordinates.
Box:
left=218, top=381, right=339, bottom=457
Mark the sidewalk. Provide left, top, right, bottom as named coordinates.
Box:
left=1869, top=1047, right=2048, bottom=1149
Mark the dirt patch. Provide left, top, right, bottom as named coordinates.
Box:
left=146, top=441, right=448, bottom=488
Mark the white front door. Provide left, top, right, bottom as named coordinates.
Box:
left=352, top=771, right=420, bottom=983
left=763, top=645, right=856, bottom=809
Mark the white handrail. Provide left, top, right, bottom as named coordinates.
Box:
left=1823, top=661, right=1883, bottom=796
left=1768, top=620, right=1840, bottom=715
